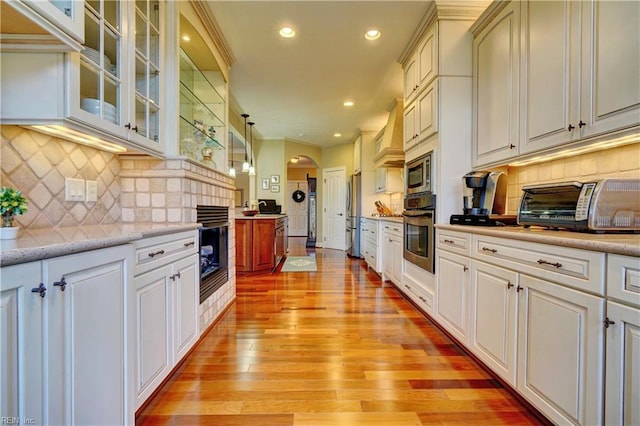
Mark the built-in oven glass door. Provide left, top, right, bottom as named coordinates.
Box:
left=403, top=209, right=434, bottom=273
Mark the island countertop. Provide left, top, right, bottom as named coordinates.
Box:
left=0, top=223, right=201, bottom=267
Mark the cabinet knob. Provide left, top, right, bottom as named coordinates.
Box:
left=31, top=283, right=47, bottom=298
left=567, top=124, right=575, bottom=131
left=53, top=277, right=67, bottom=291
left=603, top=317, right=615, bottom=328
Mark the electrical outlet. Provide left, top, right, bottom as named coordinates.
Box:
left=86, top=180, right=98, bottom=202
left=65, top=178, right=85, bottom=202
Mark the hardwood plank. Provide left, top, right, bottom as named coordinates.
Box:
left=136, top=238, right=545, bottom=426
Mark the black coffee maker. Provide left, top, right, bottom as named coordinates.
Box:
left=451, top=171, right=514, bottom=226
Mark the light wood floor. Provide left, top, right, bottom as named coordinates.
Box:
left=137, top=237, right=545, bottom=426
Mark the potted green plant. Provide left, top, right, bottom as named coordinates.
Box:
left=0, top=187, right=28, bottom=240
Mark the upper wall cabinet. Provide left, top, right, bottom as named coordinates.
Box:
left=403, top=24, right=437, bottom=105
left=521, top=0, right=640, bottom=154
left=0, top=0, right=84, bottom=51
left=472, top=0, right=640, bottom=168
left=471, top=1, right=521, bottom=167
left=0, top=0, right=165, bottom=155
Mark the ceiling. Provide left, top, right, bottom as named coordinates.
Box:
left=204, top=1, right=431, bottom=148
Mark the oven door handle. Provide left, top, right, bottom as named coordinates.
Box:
left=402, top=210, right=433, bottom=218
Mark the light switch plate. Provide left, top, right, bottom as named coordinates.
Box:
left=86, top=180, right=98, bottom=202
left=65, top=178, right=85, bottom=202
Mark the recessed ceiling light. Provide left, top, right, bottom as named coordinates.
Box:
left=334, top=133, right=342, bottom=138
left=343, top=100, right=354, bottom=107
left=279, top=27, right=295, bottom=38
left=365, top=29, right=381, bottom=40
left=182, top=34, right=190, bottom=42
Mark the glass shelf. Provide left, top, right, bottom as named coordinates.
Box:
left=179, top=81, right=224, bottom=128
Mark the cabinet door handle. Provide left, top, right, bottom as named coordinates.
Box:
left=170, top=272, right=181, bottom=281
left=419, top=296, right=426, bottom=302
left=53, top=277, right=67, bottom=291
left=537, top=259, right=562, bottom=268
left=31, top=283, right=47, bottom=298
left=516, top=285, right=524, bottom=292
left=567, top=124, right=575, bottom=131
left=184, top=241, right=195, bottom=247
left=443, top=239, right=455, bottom=244
left=578, top=120, right=586, bottom=128
left=481, top=247, right=497, bottom=254
left=404, top=284, right=411, bottom=290
left=393, top=228, right=399, bottom=232
left=603, top=317, right=615, bottom=328
left=507, top=282, right=514, bottom=289
left=388, top=239, right=393, bottom=242
left=148, top=250, right=165, bottom=258
left=509, top=144, right=515, bottom=149
left=125, top=123, right=139, bottom=132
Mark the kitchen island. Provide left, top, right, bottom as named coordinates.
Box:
left=236, top=214, right=288, bottom=273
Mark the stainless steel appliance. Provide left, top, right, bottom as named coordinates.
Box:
left=403, top=192, right=436, bottom=273
left=346, top=174, right=361, bottom=257
left=518, top=179, right=640, bottom=232
left=450, top=170, right=515, bottom=226
left=306, top=177, right=317, bottom=247
left=405, top=151, right=432, bottom=195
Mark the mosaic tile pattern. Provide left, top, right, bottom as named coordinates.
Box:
left=1, top=126, right=121, bottom=229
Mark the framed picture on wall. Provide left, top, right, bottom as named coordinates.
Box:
left=234, top=189, right=243, bottom=207
left=262, top=178, right=269, bottom=190
left=270, top=185, right=280, bottom=193
left=270, top=174, right=280, bottom=184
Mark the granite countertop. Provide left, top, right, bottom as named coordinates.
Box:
left=0, top=223, right=201, bottom=267
left=236, top=214, right=287, bottom=220
left=436, top=223, right=640, bottom=257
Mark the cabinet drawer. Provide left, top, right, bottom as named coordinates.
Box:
left=437, top=229, right=471, bottom=255
left=134, top=231, right=198, bottom=276
left=472, top=235, right=605, bottom=295
left=607, top=254, right=640, bottom=308
left=381, top=221, right=403, bottom=238
left=402, top=278, right=434, bottom=314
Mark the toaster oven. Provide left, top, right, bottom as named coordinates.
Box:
left=517, top=179, right=640, bottom=232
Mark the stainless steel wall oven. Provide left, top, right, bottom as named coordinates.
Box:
left=403, top=192, right=435, bottom=273
left=197, top=205, right=229, bottom=304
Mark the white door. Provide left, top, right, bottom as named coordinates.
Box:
left=322, top=167, right=346, bottom=250
left=287, top=181, right=309, bottom=237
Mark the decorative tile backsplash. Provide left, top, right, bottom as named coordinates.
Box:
left=1, top=126, right=121, bottom=229
left=505, top=143, right=640, bottom=213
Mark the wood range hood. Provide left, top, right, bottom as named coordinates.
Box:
left=373, top=99, right=405, bottom=168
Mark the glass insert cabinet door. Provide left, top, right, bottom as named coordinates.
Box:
left=23, top=0, right=85, bottom=43
left=80, top=1, right=122, bottom=127
left=133, top=0, right=161, bottom=143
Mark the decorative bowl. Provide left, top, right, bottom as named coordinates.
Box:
left=241, top=210, right=259, bottom=216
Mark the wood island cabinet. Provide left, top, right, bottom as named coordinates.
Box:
left=236, top=216, right=288, bottom=273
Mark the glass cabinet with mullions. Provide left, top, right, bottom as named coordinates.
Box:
left=78, top=0, right=161, bottom=146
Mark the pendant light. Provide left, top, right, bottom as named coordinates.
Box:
left=228, top=131, right=236, bottom=177
left=241, top=113, right=250, bottom=172
left=248, top=121, right=256, bottom=176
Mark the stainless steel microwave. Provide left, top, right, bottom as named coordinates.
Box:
left=405, top=152, right=432, bottom=195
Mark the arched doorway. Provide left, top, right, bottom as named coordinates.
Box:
left=286, top=155, right=318, bottom=243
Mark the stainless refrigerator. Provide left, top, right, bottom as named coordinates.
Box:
left=346, top=174, right=361, bottom=257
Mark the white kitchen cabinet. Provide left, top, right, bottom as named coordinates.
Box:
left=133, top=230, right=199, bottom=409
left=43, top=245, right=133, bottom=426
left=359, top=217, right=366, bottom=258
left=381, top=221, right=403, bottom=286
left=362, top=218, right=380, bottom=273
left=435, top=250, right=470, bottom=344
left=604, top=300, right=640, bottom=426
left=2, top=0, right=84, bottom=51
left=375, top=167, right=403, bottom=194
left=0, top=0, right=165, bottom=155
left=403, top=23, right=436, bottom=105
left=469, top=261, right=518, bottom=386
left=607, top=254, right=640, bottom=308
left=403, top=80, right=438, bottom=152
left=0, top=262, right=45, bottom=424
left=517, top=274, right=604, bottom=426
left=353, top=134, right=362, bottom=175
left=520, top=1, right=640, bottom=155
left=471, top=1, right=520, bottom=167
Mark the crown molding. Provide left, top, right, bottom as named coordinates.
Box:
left=190, top=1, right=235, bottom=68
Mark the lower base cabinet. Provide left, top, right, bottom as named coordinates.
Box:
left=435, top=250, right=470, bottom=344
left=0, top=245, right=134, bottom=425
left=133, top=231, right=199, bottom=409
left=236, top=217, right=287, bottom=272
